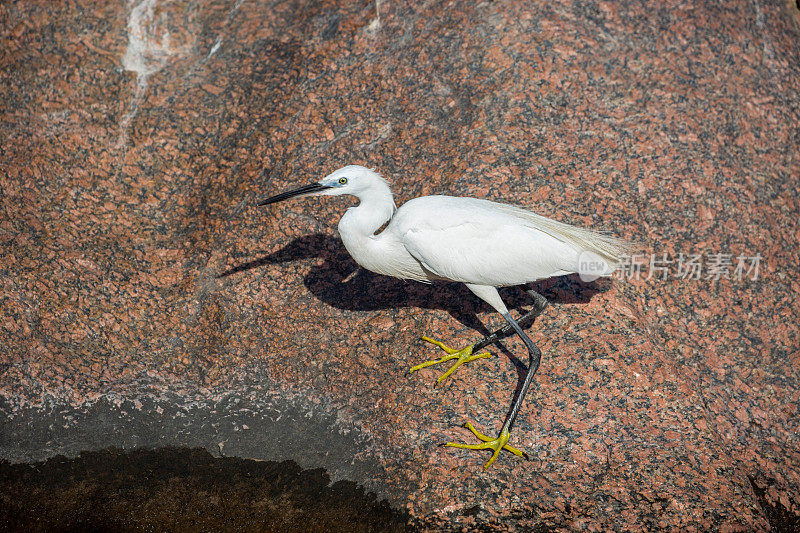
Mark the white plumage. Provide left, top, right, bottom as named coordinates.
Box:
left=308, top=165, right=629, bottom=314
left=258, top=164, right=631, bottom=468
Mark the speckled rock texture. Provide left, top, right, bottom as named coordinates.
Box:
left=2, top=0, right=799, bottom=529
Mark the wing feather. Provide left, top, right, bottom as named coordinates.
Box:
left=392, top=195, right=631, bottom=286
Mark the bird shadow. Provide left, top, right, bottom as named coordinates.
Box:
left=219, top=233, right=607, bottom=315
left=219, top=233, right=611, bottom=412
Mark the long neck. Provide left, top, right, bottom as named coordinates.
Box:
left=337, top=182, right=396, bottom=267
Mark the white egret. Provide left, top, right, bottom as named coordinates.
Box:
left=258, top=165, right=630, bottom=468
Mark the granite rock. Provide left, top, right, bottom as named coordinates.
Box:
left=1, top=0, right=800, bottom=529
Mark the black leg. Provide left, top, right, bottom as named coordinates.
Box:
left=409, top=290, right=547, bottom=387
left=498, top=310, right=543, bottom=434
left=440, top=290, right=548, bottom=468
left=472, top=289, right=548, bottom=353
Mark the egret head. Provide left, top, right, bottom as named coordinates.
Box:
left=258, top=165, right=388, bottom=206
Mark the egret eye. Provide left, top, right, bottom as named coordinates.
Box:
left=338, top=177, right=348, bottom=185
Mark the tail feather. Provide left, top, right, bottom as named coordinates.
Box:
left=497, top=203, right=636, bottom=268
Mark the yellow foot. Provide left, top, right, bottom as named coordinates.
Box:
left=444, top=422, right=527, bottom=469
left=408, top=336, right=491, bottom=385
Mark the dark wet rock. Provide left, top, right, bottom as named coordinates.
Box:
left=0, top=447, right=407, bottom=532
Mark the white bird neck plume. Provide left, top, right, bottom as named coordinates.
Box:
left=336, top=176, right=398, bottom=276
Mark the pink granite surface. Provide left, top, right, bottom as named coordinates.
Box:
left=2, top=0, right=800, bottom=529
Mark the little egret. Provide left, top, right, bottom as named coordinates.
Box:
left=258, top=165, right=629, bottom=468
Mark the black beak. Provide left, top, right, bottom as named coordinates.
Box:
left=257, top=182, right=332, bottom=206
